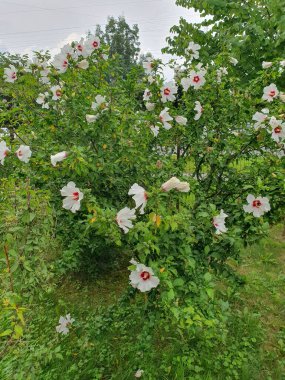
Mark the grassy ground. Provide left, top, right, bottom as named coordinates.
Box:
left=1, top=226, right=285, bottom=379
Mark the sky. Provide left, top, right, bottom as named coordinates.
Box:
left=0, top=0, right=201, bottom=60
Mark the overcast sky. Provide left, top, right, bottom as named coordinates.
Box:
left=0, top=0, right=201, bottom=59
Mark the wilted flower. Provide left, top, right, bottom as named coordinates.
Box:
left=262, top=83, right=279, bottom=102
left=134, top=369, right=144, bottom=378
left=159, top=108, right=173, bottom=130
left=145, top=102, right=155, bottom=111
left=229, top=57, right=238, bottom=66
left=16, top=145, right=32, bottom=163
left=143, top=58, right=154, bottom=74
left=175, top=116, right=187, bottom=126
left=51, top=151, right=67, bottom=167
left=86, top=114, right=99, bottom=123
left=116, top=207, right=136, bottom=233
left=4, top=65, right=17, bottom=83
left=129, top=262, right=160, bottom=292
left=213, top=209, right=228, bottom=234
left=77, top=59, right=89, bottom=69
left=194, top=101, right=203, bottom=120
left=143, top=88, right=152, bottom=101
left=243, top=194, right=270, bottom=217
left=128, top=183, right=147, bottom=214
left=217, top=67, right=228, bottom=83
left=150, top=125, right=159, bottom=137
left=60, top=182, right=84, bottom=213
left=56, top=314, right=75, bottom=335
left=161, top=177, right=189, bottom=192
left=262, top=61, right=273, bottom=69
left=0, top=141, right=10, bottom=165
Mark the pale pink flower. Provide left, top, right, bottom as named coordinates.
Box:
left=77, top=59, right=89, bottom=69
left=60, top=182, right=84, bottom=213
left=262, top=61, right=273, bottom=69
left=135, top=369, right=144, bottom=378
left=143, top=89, right=152, bottom=101
left=16, top=145, right=32, bottom=163
left=129, top=263, right=159, bottom=292
left=143, top=58, right=154, bottom=74
left=262, top=83, right=279, bottom=102
left=91, top=95, right=108, bottom=111
left=269, top=117, right=285, bottom=142
left=145, top=102, right=155, bottom=111
left=150, top=125, right=159, bottom=137
left=36, top=92, right=50, bottom=109
left=53, top=53, right=68, bottom=73
left=161, top=177, right=189, bottom=192
left=181, top=69, right=206, bottom=91
left=86, top=114, right=99, bottom=123
left=86, top=35, right=100, bottom=51
left=243, top=194, right=270, bottom=217
left=252, top=111, right=268, bottom=129
left=229, top=57, right=238, bottom=66
left=3, top=65, right=17, bottom=83
left=116, top=207, right=136, bottom=233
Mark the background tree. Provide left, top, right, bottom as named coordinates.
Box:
left=164, top=0, right=285, bottom=81
left=93, top=16, right=140, bottom=75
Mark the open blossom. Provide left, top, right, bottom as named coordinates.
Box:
left=262, top=83, right=279, bottom=102
left=262, top=61, right=273, bottom=69
left=143, top=89, right=152, bottom=101
left=129, top=262, right=160, bottom=292
left=243, top=194, right=270, bottom=217
left=4, top=65, right=17, bottom=83
left=56, top=314, right=75, bottom=335
left=159, top=108, right=173, bottom=130
left=53, top=53, right=68, bottom=73
left=161, top=177, right=189, bottom=192
left=194, top=101, right=203, bottom=120
left=36, top=92, right=49, bottom=109
left=50, top=85, right=62, bottom=101
left=143, top=58, right=154, bottom=74
left=60, top=182, right=83, bottom=213
left=86, top=35, right=100, bottom=51
left=91, top=95, right=108, bottom=111
left=185, top=41, right=200, bottom=60
left=77, top=59, right=89, bottom=69
left=175, top=116, right=187, bottom=126
left=128, top=183, right=147, bottom=214
left=181, top=69, right=206, bottom=91
left=269, top=117, right=285, bottom=142
left=150, top=125, right=159, bottom=137
left=160, top=82, right=178, bottom=103
left=229, top=57, right=238, bottom=66
left=0, top=141, right=10, bottom=165
left=213, top=210, right=228, bottom=234
left=16, top=145, right=32, bottom=163
left=51, top=151, right=67, bottom=167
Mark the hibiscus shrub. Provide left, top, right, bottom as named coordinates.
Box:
left=1, top=32, right=285, bottom=377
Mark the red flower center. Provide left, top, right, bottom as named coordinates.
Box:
left=93, top=41, right=98, bottom=48
left=252, top=200, right=262, bottom=208
left=72, top=192, right=79, bottom=201
left=56, top=90, right=62, bottom=97
left=274, top=126, right=281, bottom=134
left=140, top=271, right=150, bottom=281
left=144, top=192, right=148, bottom=200
left=77, top=45, right=83, bottom=51
left=269, top=90, right=276, bottom=97
left=164, top=88, right=171, bottom=96
left=4, top=150, right=9, bottom=157
left=12, top=73, right=16, bottom=79
left=159, top=116, right=163, bottom=122
left=193, top=75, right=200, bottom=83
left=63, top=60, right=68, bottom=67
left=18, top=150, right=23, bottom=157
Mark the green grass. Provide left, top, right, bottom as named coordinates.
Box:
left=1, top=226, right=285, bottom=379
